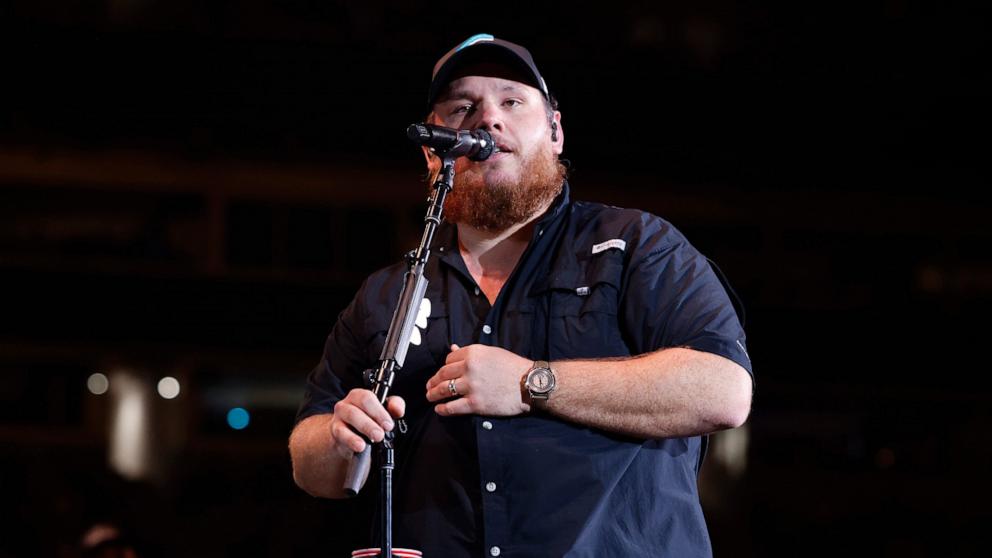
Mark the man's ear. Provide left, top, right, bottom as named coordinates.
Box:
left=551, top=111, right=564, bottom=155
left=422, top=145, right=441, bottom=176
left=422, top=112, right=444, bottom=173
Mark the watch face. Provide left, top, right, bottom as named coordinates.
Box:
left=528, top=369, right=554, bottom=393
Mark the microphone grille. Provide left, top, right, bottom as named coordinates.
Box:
left=470, top=129, right=496, bottom=161
left=407, top=123, right=431, bottom=143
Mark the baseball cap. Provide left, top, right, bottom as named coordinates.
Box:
left=428, top=34, right=550, bottom=106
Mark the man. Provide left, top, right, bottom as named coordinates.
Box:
left=290, top=34, right=753, bottom=557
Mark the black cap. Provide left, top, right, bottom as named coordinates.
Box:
left=428, top=34, right=550, bottom=107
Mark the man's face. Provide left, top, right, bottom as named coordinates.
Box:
left=430, top=73, right=565, bottom=232
left=433, top=74, right=562, bottom=185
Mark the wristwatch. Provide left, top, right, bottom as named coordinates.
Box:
left=523, top=360, right=557, bottom=402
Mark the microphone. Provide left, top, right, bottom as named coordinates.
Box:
left=407, top=123, right=496, bottom=161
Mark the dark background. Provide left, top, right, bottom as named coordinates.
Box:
left=1, top=1, right=989, bottom=557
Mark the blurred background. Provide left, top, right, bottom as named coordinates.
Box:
left=1, top=1, right=989, bottom=557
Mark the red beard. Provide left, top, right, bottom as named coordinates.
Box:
left=442, top=145, right=566, bottom=232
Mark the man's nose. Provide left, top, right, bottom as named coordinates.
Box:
left=472, top=102, right=504, bottom=133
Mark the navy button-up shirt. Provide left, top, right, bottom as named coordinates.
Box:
left=298, top=182, right=751, bottom=557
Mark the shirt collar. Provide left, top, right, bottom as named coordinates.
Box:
left=535, top=179, right=571, bottom=233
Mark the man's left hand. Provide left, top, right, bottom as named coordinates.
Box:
left=426, top=344, right=532, bottom=416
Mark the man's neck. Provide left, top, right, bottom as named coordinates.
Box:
left=457, top=211, right=544, bottom=305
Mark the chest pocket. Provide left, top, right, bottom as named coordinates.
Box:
left=532, top=251, right=631, bottom=360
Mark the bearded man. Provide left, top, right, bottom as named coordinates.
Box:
left=289, top=34, right=753, bottom=558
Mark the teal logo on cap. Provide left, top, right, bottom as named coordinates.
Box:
left=456, top=33, right=494, bottom=51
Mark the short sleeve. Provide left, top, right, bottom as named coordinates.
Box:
left=295, top=293, right=372, bottom=424
left=620, top=217, right=752, bottom=376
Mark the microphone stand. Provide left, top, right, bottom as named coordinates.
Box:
left=344, top=156, right=458, bottom=558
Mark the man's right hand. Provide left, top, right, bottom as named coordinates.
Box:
left=330, top=389, right=406, bottom=458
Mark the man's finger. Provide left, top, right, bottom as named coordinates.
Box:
left=435, top=396, right=473, bottom=417
left=445, top=343, right=466, bottom=364
left=426, top=375, right=461, bottom=403
left=331, top=418, right=368, bottom=455
left=385, top=396, right=406, bottom=421
left=333, top=403, right=385, bottom=443
left=426, top=362, right=464, bottom=391
left=350, top=389, right=393, bottom=430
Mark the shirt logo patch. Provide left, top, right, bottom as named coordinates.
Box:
left=591, top=239, right=627, bottom=255
left=409, top=297, right=432, bottom=346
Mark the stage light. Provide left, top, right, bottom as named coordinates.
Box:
left=227, top=407, right=250, bottom=430
left=157, top=376, right=180, bottom=399
left=109, top=372, right=151, bottom=480
left=87, top=373, right=110, bottom=395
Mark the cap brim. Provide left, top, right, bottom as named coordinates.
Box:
left=428, top=43, right=546, bottom=106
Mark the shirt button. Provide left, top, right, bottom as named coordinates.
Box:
left=490, top=546, right=501, bottom=556
left=482, top=324, right=492, bottom=334
left=485, top=481, right=497, bottom=492
left=482, top=420, right=493, bottom=430
left=474, top=287, right=480, bottom=296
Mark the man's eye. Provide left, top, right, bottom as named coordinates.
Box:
left=452, top=104, right=473, bottom=115
left=504, top=99, right=522, bottom=107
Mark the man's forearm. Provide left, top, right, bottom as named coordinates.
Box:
left=289, top=414, right=361, bottom=499
left=542, top=348, right=752, bottom=439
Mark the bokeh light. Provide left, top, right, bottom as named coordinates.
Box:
left=86, top=373, right=109, bottom=395
left=227, top=407, right=250, bottom=430
left=157, top=376, right=181, bottom=399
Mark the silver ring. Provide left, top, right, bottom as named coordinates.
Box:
left=448, top=378, right=458, bottom=397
